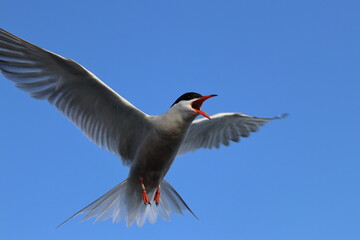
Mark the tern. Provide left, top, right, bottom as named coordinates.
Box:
left=0, top=28, right=287, bottom=227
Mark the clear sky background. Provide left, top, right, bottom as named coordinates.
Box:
left=1, top=1, right=359, bottom=240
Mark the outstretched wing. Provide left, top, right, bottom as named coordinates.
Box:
left=0, top=28, right=151, bottom=165
left=177, top=112, right=287, bottom=156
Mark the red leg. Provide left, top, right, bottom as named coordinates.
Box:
left=154, top=186, right=160, bottom=206
left=139, top=178, right=151, bottom=205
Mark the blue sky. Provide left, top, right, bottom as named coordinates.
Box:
left=1, top=0, right=359, bottom=239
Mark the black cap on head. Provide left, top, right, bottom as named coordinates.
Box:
left=171, top=92, right=202, bottom=107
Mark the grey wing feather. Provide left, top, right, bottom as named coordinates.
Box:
left=0, top=28, right=151, bottom=164
left=177, top=112, right=287, bottom=156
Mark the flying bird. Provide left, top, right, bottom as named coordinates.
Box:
left=0, top=28, right=287, bottom=227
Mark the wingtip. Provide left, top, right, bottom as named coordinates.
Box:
left=274, top=113, right=289, bottom=119
left=55, top=220, right=66, bottom=230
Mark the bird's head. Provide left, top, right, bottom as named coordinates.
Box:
left=171, top=92, right=217, bottom=119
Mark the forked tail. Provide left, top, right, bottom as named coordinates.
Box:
left=57, top=179, right=197, bottom=228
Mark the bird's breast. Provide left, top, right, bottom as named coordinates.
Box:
left=128, top=126, right=187, bottom=188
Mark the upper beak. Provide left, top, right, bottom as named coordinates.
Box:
left=191, top=94, right=217, bottom=119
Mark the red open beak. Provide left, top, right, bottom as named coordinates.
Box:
left=191, top=94, right=217, bottom=119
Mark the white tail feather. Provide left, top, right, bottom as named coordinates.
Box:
left=57, top=179, right=197, bottom=228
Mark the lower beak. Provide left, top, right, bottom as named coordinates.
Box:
left=191, top=94, right=217, bottom=119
